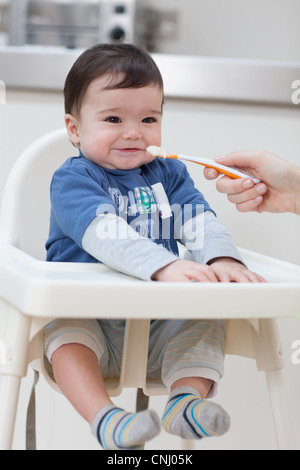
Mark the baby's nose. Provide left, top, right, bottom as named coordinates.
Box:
left=122, top=126, right=142, bottom=140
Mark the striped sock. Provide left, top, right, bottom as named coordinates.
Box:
left=92, top=404, right=161, bottom=450
left=162, top=386, right=230, bottom=440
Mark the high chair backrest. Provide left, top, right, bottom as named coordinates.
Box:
left=0, top=129, right=74, bottom=260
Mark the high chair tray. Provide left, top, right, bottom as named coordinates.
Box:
left=0, top=244, right=299, bottom=321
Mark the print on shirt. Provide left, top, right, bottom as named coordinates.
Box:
left=108, top=185, right=158, bottom=216
left=105, top=183, right=204, bottom=252
left=134, top=186, right=157, bottom=214
left=108, top=187, right=125, bottom=211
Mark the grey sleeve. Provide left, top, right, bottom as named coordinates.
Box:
left=81, top=214, right=179, bottom=281
left=177, top=211, right=245, bottom=265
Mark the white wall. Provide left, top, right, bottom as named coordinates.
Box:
left=1, top=88, right=299, bottom=450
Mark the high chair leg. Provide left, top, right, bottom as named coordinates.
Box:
left=181, top=439, right=195, bottom=450
left=136, top=388, right=150, bottom=451
left=120, top=319, right=151, bottom=389
left=0, top=301, right=31, bottom=450
left=265, top=369, right=294, bottom=450
left=0, top=375, right=22, bottom=450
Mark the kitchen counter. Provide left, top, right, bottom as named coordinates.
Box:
left=0, top=45, right=300, bottom=104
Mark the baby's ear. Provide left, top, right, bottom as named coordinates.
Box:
left=65, top=114, right=80, bottom=147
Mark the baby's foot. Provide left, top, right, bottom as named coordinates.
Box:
left=162, top=386, right=230, bottom=439
left=92, top=404, right=161, bottom=450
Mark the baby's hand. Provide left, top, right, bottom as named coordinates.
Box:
left=152, top=258, right=266, bottom=283
left=152, top=260, right=219, bottom=282
left=209, top=257, right=267, bottom=283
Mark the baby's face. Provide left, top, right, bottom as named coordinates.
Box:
left=66, top=75, right=163, bottom=170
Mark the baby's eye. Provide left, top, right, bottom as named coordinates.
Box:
left=142, top=117, right=157, bottom=124
left=105, top=116, right=121, bottom=123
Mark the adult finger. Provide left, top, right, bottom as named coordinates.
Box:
left=227, top=183, right=267, bottom=204
left=203, top=167, right=219, bottom=180
left=215, top=150, right=261, bottom=170
left=234, top=196, right=264, bottom=213
left=216, top=176, right=255, bottom=195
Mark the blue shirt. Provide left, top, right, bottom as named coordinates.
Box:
left=46, top=153, right=213, bottom=263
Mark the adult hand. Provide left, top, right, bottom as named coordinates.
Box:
left=204, top=150, right=300, bottom=214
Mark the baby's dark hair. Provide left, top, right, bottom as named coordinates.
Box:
left=64, top=43, right=164, bottom=116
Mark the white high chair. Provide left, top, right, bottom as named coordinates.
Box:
left=0, top=129, right=300, bottom=451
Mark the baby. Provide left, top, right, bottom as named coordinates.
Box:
left=44, top=43, right=265, bottom=450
